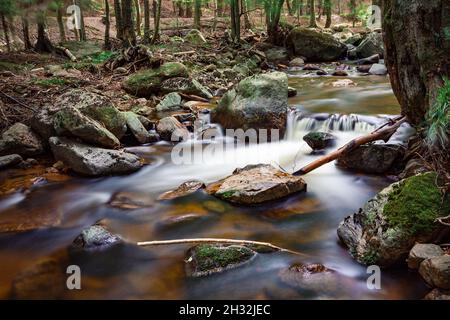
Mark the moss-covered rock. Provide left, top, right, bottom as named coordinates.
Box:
left=287, top=27, right=347, bottom=62
left=303, top=132, right=336, bottom=150
left=337, top=172, right=450, bottom=267
left=184, top=29, right=207, bottom=44
left=185, top=244, right=256, bottom=277
left=122, top=62, right=189, bottom=97
left=0, top=123, right=44, bottom=157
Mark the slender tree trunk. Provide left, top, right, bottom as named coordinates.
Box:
left=177, top=2, right=185, bottom=17
left=317, top=0, right=322, bottom=20
left=230, top=0, right=240, bottom=44
left=104, top=0, right=111, bottom=49
left=309, top=0, right=317, bottom=27
left=122, top=0, right=136, bottom=46
left=35, top=13, right=54, bottom=53
left=241, top=0, right=252, bottom=29
left=57, top=6, right=66, bottom=43
left=194, top=0, right=201, bottom=29
left=114, top=0, right=124, bottom=39
left=186, top=2, right=193, bottom=18
left=1, top=13, right=10, bottom=52
left=134, top=0, right=142, bottom=36
left=337, top=0, right=340, bottom=15
left=143, top=0, right=151, bottom=43
left=266, top=0, right=285, bottom=44
left=324, top=0, right=332, bottom=28
left=349, top=0, right=356, bottom=27
left=381, top=0, right=450, bottom=126
left=151, top=0, right=161, bottom=44
left=286, top=0, right=293, bottom=16
left=75, top=0, right=87, bottom=41
left=22, top=16, right=32, bottom=50
left=299, top=0, right=304, bottom=15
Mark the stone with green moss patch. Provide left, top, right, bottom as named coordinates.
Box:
left=185, top=244, right=256, bottom=277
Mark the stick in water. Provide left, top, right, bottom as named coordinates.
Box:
left=137, top=238, right=309, bottom=257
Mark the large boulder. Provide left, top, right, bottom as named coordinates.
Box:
left=49, top=137, right=142, bottom=176
left=206, top=164, right=307, bottom=204
left=287, top=28, right=347, bottom=62
left=264, top=47, right=290, bottom=65
left=337, top=172, right=450, bottom=267
left=408, top=243, right=444, bottom=269
left=0, top=154, right=23, bottom=169
left=355, top=32, right=384, bottom=59
left=31, top=89, right=127, bottom=140
left=122, top=62, right=189, bottom=97
left=54, top=107, right=120, bottom=149
left=419, top=255, right=450, bottom=289
left=0, top=123, right=44, bottom=157
left=211, top=72, right=288, bottom=138
left=156, top=116, right=190, bottom=142
left=336, top=144, right=404, bottom=174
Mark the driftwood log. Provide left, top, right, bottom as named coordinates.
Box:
left=294, top=116, right=407, bottom=175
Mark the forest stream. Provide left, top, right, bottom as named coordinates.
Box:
left=0, top=66, right=428, bottom=299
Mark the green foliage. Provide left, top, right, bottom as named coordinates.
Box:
left=426, top=77, right=450, bottom=149
left=356, top=4, right=370, bottom=25
left=383, top=172, right=449, bottom=236
left=32, top=77, right=70, bottom=87
left=89, top=51, right=116, bottom=64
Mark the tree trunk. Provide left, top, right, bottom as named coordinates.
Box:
left=349, top=0, right=356, bottom=27
left=217, top=0, right=224, bottom=17
left=309, top=0, right=317, bottom=27
left=299, top=0, right=304, bottom=15
left=134, top=0, right=142, bottom=36
left=266, top=0, right=285, bottom=44
left=114, top=0, right=124, bottom=39
left=241, top=0, right=252, bottom=29
left=194, top=0, right=201, bottom=29
left=57, top=6, right=66, bottom=43
left=324, top=0, right=331, bottom=28
left=35, top=13, right=54, bottom=53
left=1, top=13, right=10, bottom=52
left=104, top=0, right=111, bottom=49
left=21, top=16, right=32, bottom=50
left=186, top=2, right=193, bottom=18
left=317, top=0, right=322, bottom=20
left=230, top=0, right=240, bottom=44
left=151, top=0, right=161, bottom=44
left=143, top=0, right=151, bottom=43
left=122, top=0, right=136, bottom=46
left=177, top=2, right=185, bottom=17
left=381, top=0, right=450, bottom=126
left=75, top=0, right=87, bottom=41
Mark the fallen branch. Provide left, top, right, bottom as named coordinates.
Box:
left=173, top=50, right=196, bottom=56
left=56, top=46, right=77, bottom=62
left=436, top=215, right=450, bottom=227
left=179, top=93, right=210, bottom=102
left=137, top=238, right=309, bottom=257
left=0, top=90, right=35, bottom=111
left=294, top=116, right=407, bottom=175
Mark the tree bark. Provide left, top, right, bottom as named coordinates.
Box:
left=230, top=0, right=240, bottom=44
left=151, top=0, right=161, bottom=44
left=75, top=0, right=87, bottom=41
left=309, top=0, right=317, bottom=27
left=194, top=0, right=201, bottom=29
left=122, top=0, right=136, bottom=47
left=1, top=13, right=10, bottom=52
left=104, top=0, right=111, bottom=49
left=22, top=16, right=32, bottom=50
left=324, top=0, right=331, bottom=28
left=143, top=0, right=151, bottom=43
left=381, top=0, right=450, bottom=125
left=134, top=0, right=142, bottom=36
left=35, top=13, right=54, bottom=53
left=241, top=0, right=252, bottom=29
left=57, top=6, right=66, bottom=43
left=114, top=0, right=124, bottom=39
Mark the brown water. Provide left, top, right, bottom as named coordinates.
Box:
left=0, top=67, right=428, bottom=299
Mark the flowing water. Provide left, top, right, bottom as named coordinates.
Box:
left=0, top=67, right=428, bottom=299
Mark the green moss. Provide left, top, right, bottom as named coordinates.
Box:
left=194, top=244, right=255, bottom=272
left=32, top=78, right=70, bottom=87
left=0, top=61, right=24, bottom=72
left=218, top=190, right=237, bottom=199
left=360, top=248, right=379, bottom=265
left=383, top=172, right=449, bottom=236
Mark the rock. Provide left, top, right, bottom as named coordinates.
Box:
left=345, top=33, right=363, bottom=46
left=11, top=258, right=65, bottom=299
left=348, top=48, right=358, bottom=60
left=331, top=79, right=357, bottom=87
left=424, top=288, right=450, bottom=300
left=31, top=89, right=127, bottom=140
left=49, top=137, right=142, bottom=176
left=122, top=111, right=151, bottom=144
left=332, top=70, right=348, bottom=76
left=122, top=62, right=189, bottom=97
left=287, top=27, right=347, bottom=62
left=279, top=263, right=341, bottom=293
left=408, top=244, right=444, bottom=269
left=211, top=72, right=288, bottom=139
left=0, top=154, right=23, bottom=169
left=109, top=191, right=154, bottom=209
left=158, top=180, right=205, bottom=200
left=287, top=86, right=297, bottom=97
left=156, top=213, right=210, bottom=231
left=369, top=63, right=388, bottom=75
left=185, top=244, right=256, bottom=277
left=53, top=107, right=120, bottom=148
left=72, top=225, right=122, bottom=250
left=399, top=158, right=429, bottom=179
left=185, top=29, right=207, bottom=44
left=205, top=164, right=307, bottom=205
left=355, top=32, right=384, bottom=59
left=289, top=57, right=305, bottom=67
left=264, top=47, right=290, bottom=64
left=156, top=92, right=183, bottom=112
left=332, top=24, right=349, bottom=32
left=357, top=54, right=380, bottom=65
left=419, top=255, right=450, bottom=289
left=336, top=144, right=404, bottom=174
left=232, top=64, right=251, bottom=77
left=337, top=172, right=450, bottom=267
left=160, top=77, right=213, bottom=99
left=303, top=132, right=336, bottom=150
left=137, top=115, right=152, bottom=130
left=316, top=70, right=328, bottom=76
left=303, top=64, right=321, bottom=70
left=156, top=116, right=190, bottom=142
left=357, top=65, right=372, bottom=73
left=0, top=123, right=44, bottom=157
left=205, top=64, right=216, bottom=72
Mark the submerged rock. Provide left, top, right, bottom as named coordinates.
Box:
left=156, top=213, right=211, bottom=231
left=279, top=263, right=341, bottom=293
left=287, top=86, right=298, bottom=97
left=357, top=54, right=380, bottom=65
left=72, top=225, right=122, bottom=250
left=0, top=154, right=23, bottom=169
left=185, top=244, right=256, bottom=277
left=303, top=132, right=336, bottom=150
left=337, top=172, right=450, bottom=267
left=211, top=72, right=288, bottom=139
left=157, top=180, right=205, bottom=201
left=122, top=62, right=189, bottom=97
left=206, top=164, right=307, bottom=205
left=419, top=255, right=450, bottom=289
left=49, top=137, right=142, bottom=176
left=156, top=116, right=190, bottom=142
left=289, top=57, right=305, bottom=67
left=408, top=243, right=444, bottom=269
left=336, top=144, right=404, bottom=174
left=331, top=79, right=356, bottom=87
left=109, top=191, right=154, bottom=209
left=287, top=27, right=347, bottom=62
left=355, top=32, right=384, bottom=58
left=0, top=123, right=44, bottom=157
